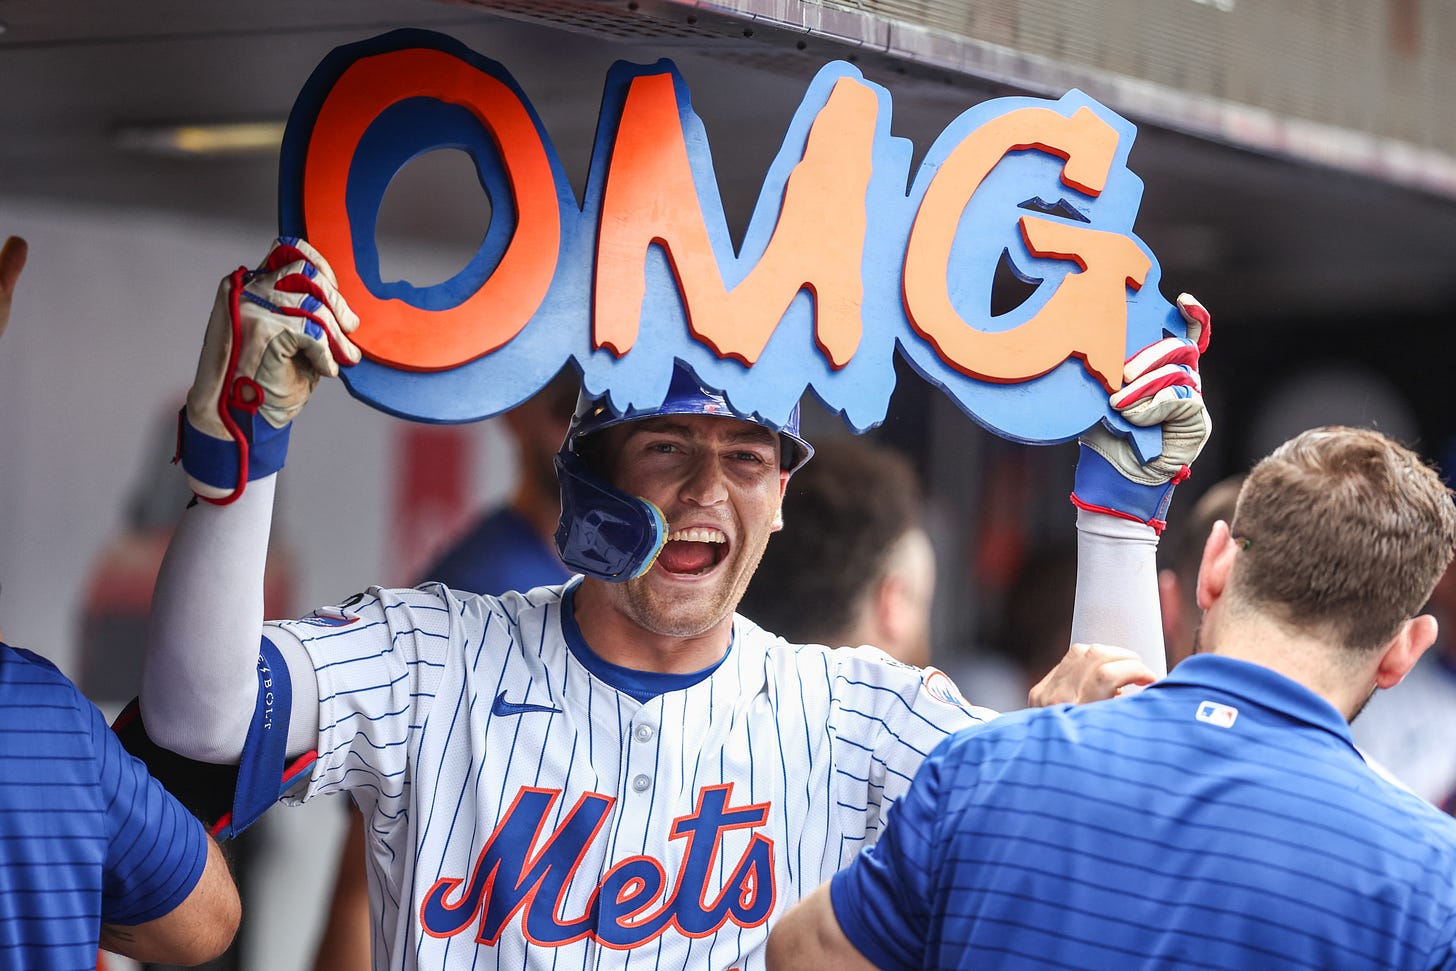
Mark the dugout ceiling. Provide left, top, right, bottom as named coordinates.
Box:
left=0, top=0, right=1454, bottom=327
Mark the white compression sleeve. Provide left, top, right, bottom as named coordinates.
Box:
left=141, top=475, right=319, bottom=763
left=1070, top=507, right=1167, bottom=678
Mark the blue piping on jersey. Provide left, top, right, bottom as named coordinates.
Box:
left=558, top=580, right=731, bottom=703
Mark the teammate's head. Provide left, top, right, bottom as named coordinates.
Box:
left=1220, top=426, right=1456, bottom=653
left=739, top=437, right=933, bottom=665
left=554, top=362, right=812, bottom=583
left=504, top=370, right=580, bottom=510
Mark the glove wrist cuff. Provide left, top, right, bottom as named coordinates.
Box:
left=176, top=407, right=291, bottom=504
left=1071, top=443, right=1177, bottom=535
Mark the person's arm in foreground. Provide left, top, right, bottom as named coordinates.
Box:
left=766, top=882, right=876, bottom=971
left=99, top=835, right=239, bottom=965
left=93, top=671, right=242, bottom=965
left=1067, top=293, right=1212, bottom=681
left=140, top=237, right=360, bottom=764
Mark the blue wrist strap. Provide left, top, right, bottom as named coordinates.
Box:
left=1071, top=444, right=1178, bottom=532
left=214, top=636, right=314, bottom=839
left=177, top=408, right=291, bottom=489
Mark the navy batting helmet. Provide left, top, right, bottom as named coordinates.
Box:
left=554, top=362, right=813, bottom=581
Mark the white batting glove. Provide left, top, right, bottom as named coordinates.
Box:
left=178, top=237, right=361, bottom=503
left=1071, top=293, right=1212, bottom=534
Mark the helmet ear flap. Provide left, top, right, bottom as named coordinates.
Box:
left=554, top=450, right=667, bottom=581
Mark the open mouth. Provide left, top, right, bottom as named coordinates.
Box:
left=657, top=527, right=728, bottom=576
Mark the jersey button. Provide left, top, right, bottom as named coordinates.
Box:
left=631, top=774, right=651, bottom=793
left=634, top=724, right=654, bottom=743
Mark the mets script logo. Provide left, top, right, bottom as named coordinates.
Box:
left=420, top=783, right=775, bottom=948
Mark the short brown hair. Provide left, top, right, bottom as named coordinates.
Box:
left=739, top=437, right=921, bottom=643
left=1228, top=426, right=1456, bottom=651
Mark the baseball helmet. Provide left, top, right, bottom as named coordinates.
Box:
left=554, top=362, right=813, bottom=582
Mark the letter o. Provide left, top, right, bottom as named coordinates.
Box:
left=292, top=47, right=562, bottom=371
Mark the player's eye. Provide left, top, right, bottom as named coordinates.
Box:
left=728, top=447, right=775, bottom=468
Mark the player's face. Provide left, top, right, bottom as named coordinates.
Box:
left=599, top=414, right=789, bottom=642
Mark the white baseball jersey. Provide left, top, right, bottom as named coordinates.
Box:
left=266, top=578, right=991, bottom=971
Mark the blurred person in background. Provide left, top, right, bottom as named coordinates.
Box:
left=737, top=436, right=934, bottom=667
left=963, top=540, right=1079, bottom=712
left=1156, top=474, right=1245, bottom=668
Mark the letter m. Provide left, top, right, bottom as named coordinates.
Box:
left=419, top=788, right=614, bottom=944
left=593, top=67, right=877, bottom=369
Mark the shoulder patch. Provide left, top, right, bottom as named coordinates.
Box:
left=920, top=667, right=971, bottom=708
left=295, top=605, right=360, bottom=628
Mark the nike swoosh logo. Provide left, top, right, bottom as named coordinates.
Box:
left=492, top=690, right=562, bottom=717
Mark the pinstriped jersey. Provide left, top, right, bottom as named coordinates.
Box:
left=831, top=653, right=1456, bottom=970
left=267, top=579, right=991, bottom=971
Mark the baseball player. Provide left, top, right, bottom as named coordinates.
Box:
left=134, top=237, right=1209, bottom=970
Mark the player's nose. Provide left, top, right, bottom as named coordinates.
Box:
left=678, top=452, right=729, bottom=507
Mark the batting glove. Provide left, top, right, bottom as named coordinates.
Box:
left=1071, top=293, right=1211, bottom=534
left=178, top=237, right=361, bottom=504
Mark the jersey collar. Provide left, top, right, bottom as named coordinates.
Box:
left=558, top=581, right=732, bottom=703
left=1158, top=653, right=1353, bottom=743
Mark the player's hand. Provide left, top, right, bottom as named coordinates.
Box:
left=0, top=235, right=28, bottom=342
left=1071, top=293, right=1211, bottom=534
left=179, top=237, right=361, bottom=503
left=1028, top=642, right=1157, bottom=707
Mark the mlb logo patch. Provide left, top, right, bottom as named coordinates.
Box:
left=1195, top=700, right=1238, bottom=728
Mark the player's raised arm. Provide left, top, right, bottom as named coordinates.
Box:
left=140, top=238, right=360, bottom=765
left=1066, top=293, right=1212, bottom=679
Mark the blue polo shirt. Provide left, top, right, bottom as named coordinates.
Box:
left=419, top=507, right=570, bottom=596
left=831, top=653, right=1456, bottom=970
left=0, top=645, right=209, bottom=969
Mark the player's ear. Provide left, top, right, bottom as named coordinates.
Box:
left=876, top=570, right=909, bottom=645
left=770, top=470, right=789, bottom=532
left=1374, top=614, right=1437, bottom=690
left=1195, top=520, right=1236, bottom=611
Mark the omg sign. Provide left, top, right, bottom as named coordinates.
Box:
left=280, top=28, right=1183, bottom=457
